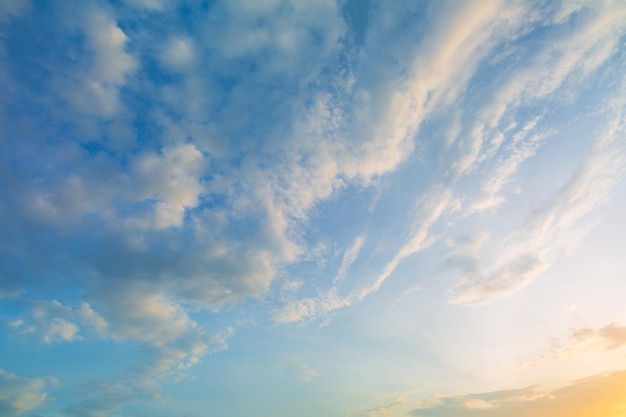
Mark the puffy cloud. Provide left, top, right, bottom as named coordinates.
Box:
left=160, top=37, right=196, bottom=71
left=92, top=285, right=196, bottom=347
left=10, top=300, right=85, bottom=344
left=61, top=7, right=138, bottom=117
left=14, top=285, right=236, bottom=416
left=0, top=369, right=48, bottom=417
left=131, top=143, right=205, bottom=229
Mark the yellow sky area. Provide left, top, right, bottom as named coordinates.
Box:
left=489, top=370, right=626, bottom=417
left=365, top=369, right=626, bottom=417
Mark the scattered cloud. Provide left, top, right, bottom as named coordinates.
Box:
left=450, top=94, right=626, bottom=305
left=0, top=369, right=49, bottom=417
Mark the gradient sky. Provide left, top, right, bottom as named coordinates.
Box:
left=1, top=1, right=626, bottom=416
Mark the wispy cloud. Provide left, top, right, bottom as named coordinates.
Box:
left=518, top=322, right=626, bottom=367
left=450, top=96, right=626, bottom=305
left=334, top=234, right=366, bottom=285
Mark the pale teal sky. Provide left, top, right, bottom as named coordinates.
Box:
left=1, top=1, right=626, bottom=416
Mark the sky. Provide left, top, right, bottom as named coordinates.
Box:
left=1, top=0, right=626, bottom=416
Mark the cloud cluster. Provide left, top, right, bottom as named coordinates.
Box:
left=7, top=293, right=233, bottom=415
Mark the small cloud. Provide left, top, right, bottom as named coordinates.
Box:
left=281, top=280, right=303, bottom=292
left=160, top=37, right=196, bottom=71
left=392, top=284, right=423, bottom=306
left=6, top=319, right=23, bottom=329
left=12, top=300, right=89, bottom=344
left=41, top=318, right=81, bottom=344
left=334, top=234, right=366, bottom=285
left=206, top=326, right=235, bottom=354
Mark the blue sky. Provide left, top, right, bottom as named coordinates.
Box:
left=1, top=0, right=626, bottom=416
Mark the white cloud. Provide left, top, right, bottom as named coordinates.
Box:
left=450, top=97, right=626, bottom=305
left=343, top=0, right=530, bottom=182
left=131, top=143, right=205, bottom=229
left=42, top=318, right=81, bottom=344
left=469, top=119, right=551, bottom=213
left=274, top=1, right=535, bottom=319
left=452, top=1, right=626, bottom=178
left=7, top=300, right=112, bottom=345
left=160, top=37, right=196, bottom=71
left=205, top=326, right=235, bottom=354
left=273, top=289, right=351, bottom=324
left=86, top=11, right=137, bottom=86
left=14, top=300, right=84, bottom=344
left=360, top=187, right=453, bottom=300
left=334, top=234, right=366, bottom=285
left=337, top=2, right=626, bottom=309
left=0, top=369, right=48, bottom=417
left=62, top=7, right=138, bottom=117
left=78, top=303, right=108, bottom=336
left=2, top=2, right=626, bottom=416
left=6, top=319, right=23, bottom=329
